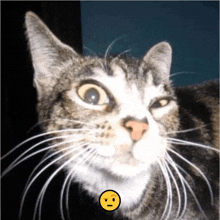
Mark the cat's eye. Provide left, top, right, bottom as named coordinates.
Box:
left=151, top=99, right=170, bottom=109
left=77, top=84, right=108, bottom=105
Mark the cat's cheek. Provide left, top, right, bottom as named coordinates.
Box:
left=96, top=144, right=115, bottom=157
left=133, top=139, right=166, bottom=164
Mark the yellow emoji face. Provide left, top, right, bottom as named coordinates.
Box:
left=99, top=190, right=121, bottom=211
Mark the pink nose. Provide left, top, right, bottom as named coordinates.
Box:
left=125, top=120, right=148, bottom=141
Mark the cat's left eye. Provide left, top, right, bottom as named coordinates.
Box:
left=77, top=83, right=108, bottom=105
left=151, top=99, right=170, bottom=109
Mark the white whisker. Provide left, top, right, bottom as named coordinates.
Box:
left=177, top=165, right=209, bottom=220
left=158, top=160, right=172, bottom=220
left=164, top=159, right=181, bottom=219
left=34, top=146, right=93, bottom=220
left=104, top=37, right=122, bottom=69
left=165, top=126, right=204, bottom=135
left=1, top=128, right=83, bottom=160
left=2, top=135, right=78, bottom=176
left=168, top=138, right=219, bottom=153
left=19, top=143, right=87, bottom=219
left=65, top=176, right=73, bottom=220
left=19, top=146, right=72, bottom=219
left=83, top=46, right=97, bottom=56
left=165, top=153, right=187, bottom=219
left=83, top=46, right=105, bottom=70
left=64, top=151, right=98, bottom=220
left=60, top=148, right=97, bottom=220
left=22, top=142, right=84, bottom=197
left=110, top=49, right=132, bottom=65
left=168, top=148, right=213, bottom=205
left=163, top=71, right=197, bottom=82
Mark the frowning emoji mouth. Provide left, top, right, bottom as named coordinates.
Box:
left=99, top=190, right=121, bottom=211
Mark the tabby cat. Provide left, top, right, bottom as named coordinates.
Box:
left=2, top=11, right=219, bottom=220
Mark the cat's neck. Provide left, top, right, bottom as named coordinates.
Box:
left=71, top=163, right=153, bottom=209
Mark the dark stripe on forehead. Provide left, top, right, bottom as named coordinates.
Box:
left=78, top=67, right=95, bottom=77
left=163, top=83, right=173, bottom=94
left=106, top=63, right=114, bottom=76
left=108, top=57, right=129, bottom=78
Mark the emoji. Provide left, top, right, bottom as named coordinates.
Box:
left=99, top=190, right=121, bottom=211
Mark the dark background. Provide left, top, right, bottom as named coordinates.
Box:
left=81, top=1, right=219, bottom=86
left=2, top=1, right=219, bottom=220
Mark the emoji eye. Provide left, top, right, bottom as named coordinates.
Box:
left=77, top=83, right=109, bottom=105
left=112, top=198, right=115, bottom=202
left=105, top=199, right=107, bottom=202
left=151, top=98, right=170, bottom=109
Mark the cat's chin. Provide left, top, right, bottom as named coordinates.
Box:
left=108, top=160, right=152, bottom=178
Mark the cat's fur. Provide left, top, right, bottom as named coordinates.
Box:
left=3, top=11, right=219, bottom=220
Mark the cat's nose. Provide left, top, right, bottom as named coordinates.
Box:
left=124, top=120, right=148, bottom=141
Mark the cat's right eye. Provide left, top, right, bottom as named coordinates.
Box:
left=77, top=84, right=109, bottom=105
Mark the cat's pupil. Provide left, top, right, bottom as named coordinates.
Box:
left=84, top=88, right=100, bottom=105
left=151, top=101, right=161, bottom=108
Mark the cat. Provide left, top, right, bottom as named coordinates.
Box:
left=2, top=11, right=219, bottom=220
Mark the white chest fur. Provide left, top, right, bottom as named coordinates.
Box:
left=71, top=164, right=152, bottom=209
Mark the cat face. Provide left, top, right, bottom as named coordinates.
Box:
left=45, top=58, right=179, bottom=179
left=25, top=11, right=180, bottom=208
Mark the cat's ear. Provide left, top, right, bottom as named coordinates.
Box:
left=142, top=42, right=172, bottom=83
left=25, top=11, right=79, bottom=99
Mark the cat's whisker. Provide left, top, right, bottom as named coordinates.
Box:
left=1, top=128, right=83, bottom=160
left=83, top=46, right=106, bottom=70
left=163, top=164, right=173, bottom=220
left=158, top=161, right=172, bottom=220
left=164, top=159, right=181, bottom=219
left=3, top=127, right=98, bottom=177
left=83, top=46, right=98, bottom=56
left=165, top=126, right=205, bottom=135
left=163, top=71, right=197, bottom=83
left=20, top=147, right=73, bottom=219
left=110, top=49, right=132, bottom=65
left=19, top=143, right=87, bottom=219
left=104, top=37, right=122, bottom=69
left=86, top=149, right=98, bottom=168
left=61, top=174, right=73, bottom=220
left=165, top=153, right=188, bottom=219
left=176, top=165, right=209, bottom=220
left=65, top=176, right=73, bottom=220
left=22, top=143, right=84, bottom=195
left=168, top=138, right=220, bottom=153
left=35, top=146, right=95, bottom=220
left=60, top=148, right=97, bottom=220
left=170, top=71, right=197, bottom=78
left=64, top=151, right=98, bottom=220
left=61, top=170, right=75, bottom=220
left=165, top=154, right=186, bottom=219
left=2, top=135, right=80, bottom=176
left=32, top=146, right=87, bottom=220
left=168, top=148, right=214, bottom=205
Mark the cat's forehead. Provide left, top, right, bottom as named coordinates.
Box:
left=79, top=56, right=143, bottom=82
left=80, top=62, right=169, bottom=101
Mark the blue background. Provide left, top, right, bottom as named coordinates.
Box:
left=81, top=1, right=219, bottom=86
